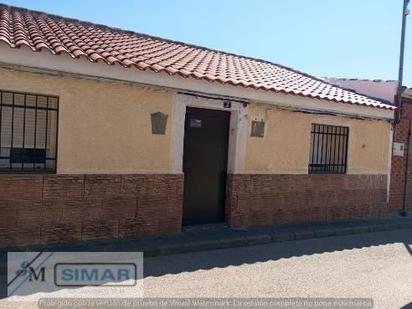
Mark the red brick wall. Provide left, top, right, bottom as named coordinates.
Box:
left=0, top=174, right=183, bottom=247
left=389, top=97, right=412, bottom=211
left=0, top=172, right=391, bottom=246
left=226, top=174, right=388, bottom=227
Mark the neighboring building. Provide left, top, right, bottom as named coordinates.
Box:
left=324, top=78, right=412, bottom=214
left=324, top=78, right=398, bottom=103
left=324, top=79, right=412, bottom=216
left=390, top=89, right=412, bottom=213
left=0, top=4, right=395, bottom=247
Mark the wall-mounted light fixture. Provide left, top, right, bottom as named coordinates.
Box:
left=251, top=120, right=265, bottom=138
left=151, top=112, right=168, bottom=135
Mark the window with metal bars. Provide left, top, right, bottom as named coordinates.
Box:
left=308, top=124, right=349, bottom=174
left=0, top=90, right=58, bottom=173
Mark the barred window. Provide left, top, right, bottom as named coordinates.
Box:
left=309, top=124, right=349, bottom=174
left=0, top=90, right=58, bottom=173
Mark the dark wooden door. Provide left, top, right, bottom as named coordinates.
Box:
left=182, top=107, right=230, bottom=225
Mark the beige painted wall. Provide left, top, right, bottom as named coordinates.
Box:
left=0, top=67, right=391, bottom=175
left=245, top=103, right=391, bottom=174
left=0, top=67, right=175, bottom=173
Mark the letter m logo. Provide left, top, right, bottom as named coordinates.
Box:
left=28, top=267, right=45, bottom=282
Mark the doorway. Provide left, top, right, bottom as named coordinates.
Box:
left=182, top=107, right=230, bottom=225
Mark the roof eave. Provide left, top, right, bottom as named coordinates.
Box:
left=0, top=44, right=395, bottom=120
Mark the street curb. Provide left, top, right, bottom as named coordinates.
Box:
left=399, top=222, right=412, bottom=229
left=314, top=229, right=336, bottom=238
left=368, top=225, right=386, bottom=232
left=142, top=221, right=412, bottom=257
left=146, top=237, right=249, bottom=257
left=294, top=230, right=316, bottom=240
left=246, top=234, right=272, bottom=246
left=335, top=226, right=369, bottom=236
left=2, top=218, right=412, bottom=257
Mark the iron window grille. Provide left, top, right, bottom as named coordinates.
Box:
left=0, top=90, right=58, bottom=173
left=309, top=124, right=349, bottom=174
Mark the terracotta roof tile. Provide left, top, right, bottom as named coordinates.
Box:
left=0, top=4, right=395, bottom=110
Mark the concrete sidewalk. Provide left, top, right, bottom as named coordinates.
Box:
left=4, top=214, right=412, bottom=256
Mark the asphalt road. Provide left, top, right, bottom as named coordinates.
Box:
left=1, top=228, right=412, bottom=308
left=143, top=228, right=412, bottom=308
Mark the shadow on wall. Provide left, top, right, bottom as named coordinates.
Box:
left=143, top=229, right=412, bottom=278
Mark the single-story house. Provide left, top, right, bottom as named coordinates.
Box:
left=0, top=4, right=395, bottom=247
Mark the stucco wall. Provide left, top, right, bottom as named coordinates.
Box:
left=0, top=68, right=391, bottom=175
left=0, top=67, right=175, bottom=173
left=245, top=103, right=391, bottom=174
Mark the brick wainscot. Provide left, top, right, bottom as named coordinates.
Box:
left=226, top=174, right=388, bottom=227
left=0, top=174, right=183, bottom=247
left=0, top=173, right=389, bottom=247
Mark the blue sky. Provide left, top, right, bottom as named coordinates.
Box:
left=3, top=0, right=411, bottom=86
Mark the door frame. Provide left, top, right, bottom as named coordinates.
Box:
left=170, top=93, right=249, bottom=223
left=171, top=93, right=248, bottom=174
